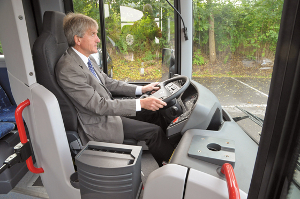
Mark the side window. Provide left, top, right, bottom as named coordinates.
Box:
left=104, top=1, right=175, bottom=82
left=73, top=0, right=175, bottom=82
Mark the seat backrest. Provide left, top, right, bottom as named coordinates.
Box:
left=32, top=11, right=77, bottom=132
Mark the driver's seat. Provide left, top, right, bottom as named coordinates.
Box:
left=32, top=11, right=136, bottom=156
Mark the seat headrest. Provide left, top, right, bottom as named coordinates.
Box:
left=43, top=11, right=67, bottom=44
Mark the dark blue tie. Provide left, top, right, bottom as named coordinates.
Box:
left=87, top=59, right=113, bottom=99
left=87, top=59, right=101, bottom=82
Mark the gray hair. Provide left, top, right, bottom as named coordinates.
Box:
left=63, top=13, right=98, bottom=47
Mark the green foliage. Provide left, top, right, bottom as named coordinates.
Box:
left=142, top=51, right=156, bottom=62
left=105, top=12, right=129, bottom=53
left=106, top=12, right=121, bottom=42
left=193, top=0, right=284, bottom=58
left=116, top=34, right=128, bottom=54
left=125, top=14, right=161, bottom=53
left=0, top=41, right=3, bottom=55
left=193, top=50, right=206, bottom=65
left=223, top=55, right=229, bottom=64
left=73, top=0, right=100, bottom=25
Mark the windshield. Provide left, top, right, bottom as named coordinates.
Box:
left=192, top=0, right=283, bottom=144
left=191, top=1, right=300, bottom=198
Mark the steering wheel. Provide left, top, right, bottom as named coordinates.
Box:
left=140, top=75, right=190, bottom=103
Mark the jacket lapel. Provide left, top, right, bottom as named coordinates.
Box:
left=68, top=48, right=113, bottom=99
left=68, top=48, right=102, bottom=83
left=68, top=48, right=89, bottom=72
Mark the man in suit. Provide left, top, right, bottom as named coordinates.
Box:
left=56, top=13, right=174, bottom=166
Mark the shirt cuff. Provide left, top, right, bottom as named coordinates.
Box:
left=136, top=99, right=142, bottom=111
left=135, top=86, right=143, bottom=95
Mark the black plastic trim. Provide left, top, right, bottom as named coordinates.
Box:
left=182, top=167, right=190, bottom=199
left=174, top=0, right=181, bottom=76
left=98, top=0, right=108, bottom=75
left=63, top=0, right=73, bottom=14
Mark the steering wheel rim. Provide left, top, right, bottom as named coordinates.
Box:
left=140, top=75, right=190, bottom=103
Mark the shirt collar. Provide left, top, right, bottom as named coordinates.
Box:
left=72, top=47, right=89, bottom=67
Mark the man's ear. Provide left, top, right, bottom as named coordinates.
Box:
left=74, top=35, right=81, bottom=46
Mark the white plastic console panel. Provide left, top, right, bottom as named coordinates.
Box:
left=170, top=119, right=258, bottom=193
left=143, top=164, right=187, bottom=199
left=185, top=168, right=247, bottom=199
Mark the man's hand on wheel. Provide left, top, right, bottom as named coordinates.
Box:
left=142, top=82, right=160, bottom=94
left=140, top=96, right=167, bottom=111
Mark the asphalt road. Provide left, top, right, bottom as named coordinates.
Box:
left=193, top=77, right=271, bottom=144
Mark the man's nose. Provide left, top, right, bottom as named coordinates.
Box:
left=96, top=36, right=100, bottom=43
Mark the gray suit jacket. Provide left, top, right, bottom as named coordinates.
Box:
left=56, top=48, right=137, bottom=144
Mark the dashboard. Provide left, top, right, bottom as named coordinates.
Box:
left=117, top=80, right=222, bottom=139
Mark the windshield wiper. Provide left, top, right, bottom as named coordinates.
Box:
left=165, top=0, right=188, bottom=41
left=235, top=106, right=264, bottom=127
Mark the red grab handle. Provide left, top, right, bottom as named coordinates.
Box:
left=221, top=163, right=240, bottom=199
left=15, top=99, right=44, bottom=174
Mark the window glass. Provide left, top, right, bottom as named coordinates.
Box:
left=103, top=0, right=175, bottom=82
left=289, top=154, right=300, bottom=198
left=73, top=0, right=175, bottom=81
left=0, top=40, right=3, bottom=55
left=192, top=0, right=283, bottom=144
left=293, top=155, right=300, bottom=187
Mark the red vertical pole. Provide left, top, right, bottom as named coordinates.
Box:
left=221, top=163, right=240, bottom=199
left=15, top=99, right=44, bottom=174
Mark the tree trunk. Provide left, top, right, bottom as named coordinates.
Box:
left=209, top=13, right=216, bottom=64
